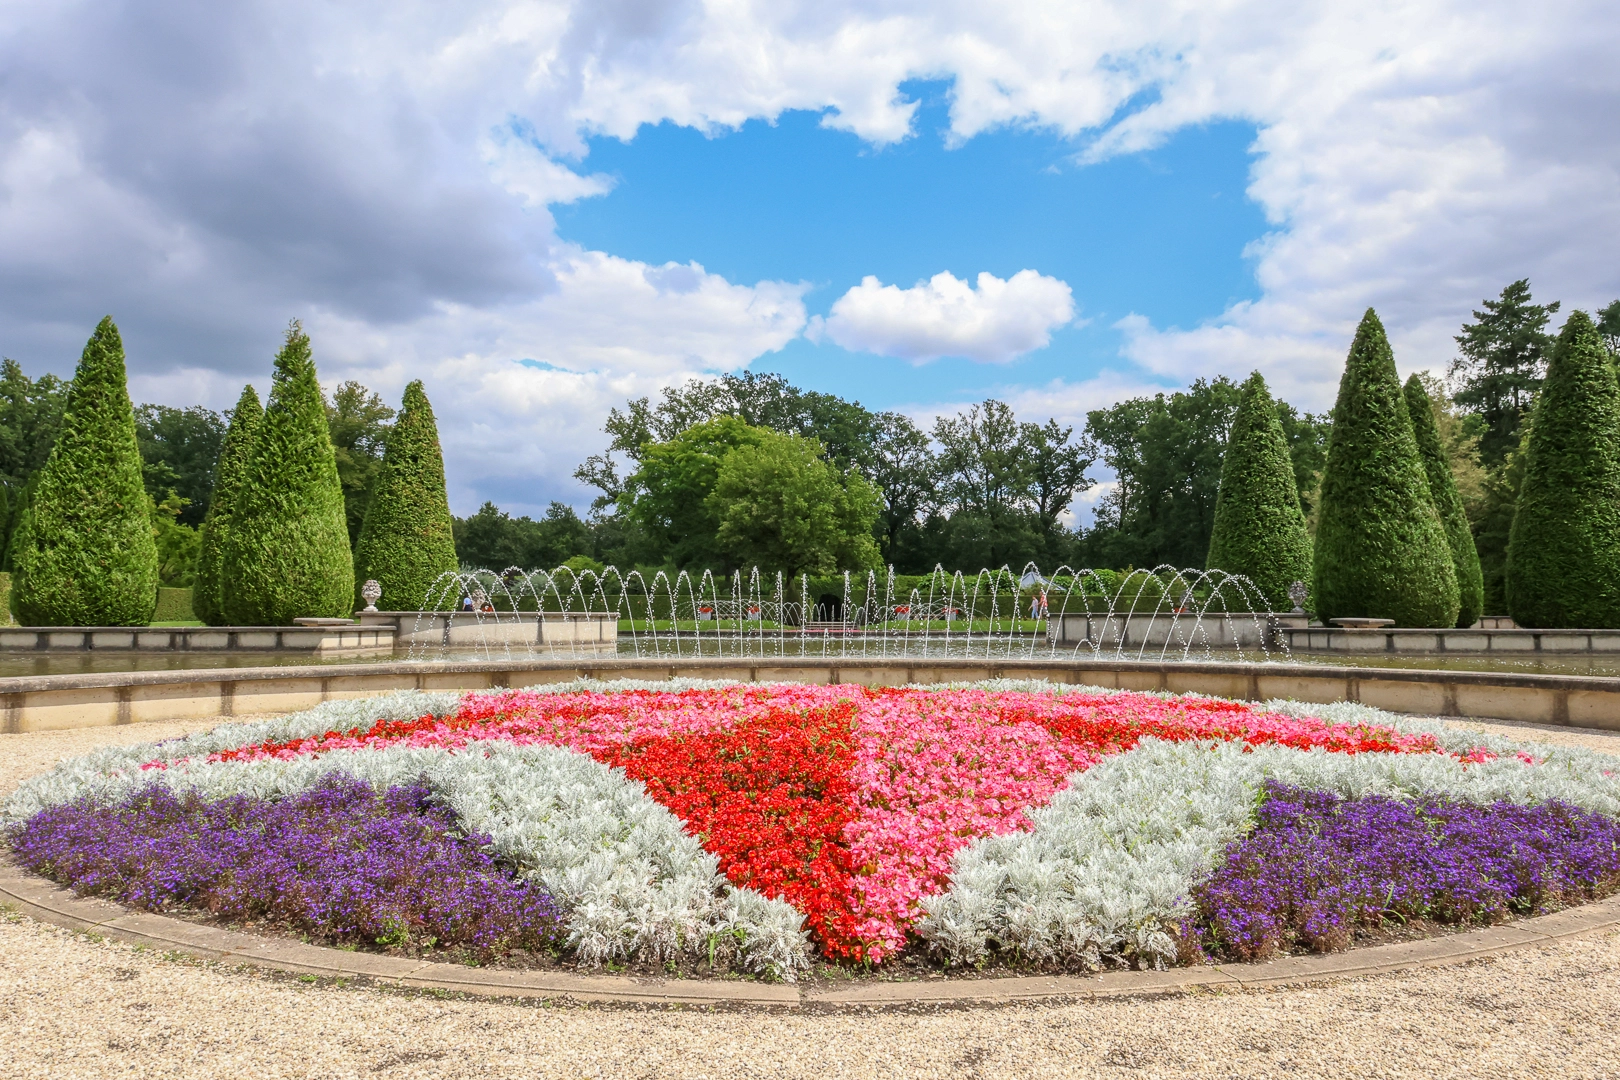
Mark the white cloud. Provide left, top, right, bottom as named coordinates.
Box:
left=813, top=270, right=1076, bottom=363
left=4, top=0, right=1619, bottom=503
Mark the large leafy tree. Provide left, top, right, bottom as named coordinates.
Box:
left=193, top=386, right=262, bottom=625
left=864, top=411, right=936, bottom=565
left=134, top=404, right=225, bottom=526
left=11, top=317, right=159, bottom=626
left=708, top=430, right=881, bottom=577
left=1204, top=372, right=1312, bottom=611
left=1312, top=309, right=1458, bottom=627
left=222, top=322, right=353, bottom=624
left=352, top=381, right=459, bottom=610
left=1505, top=312, right=1620, bottom=628
left=1081, top=378, right=1242, bottom=569
left=1404, top=374, right=1484, bottom=627
left=619, top=416, right=770, bottom=570
left=325, top=380, right=395, bottom=549
left=1449, top=279, right=1560, bottom=468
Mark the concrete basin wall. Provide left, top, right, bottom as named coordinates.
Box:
left=3, top=656, right=1619, bottom=733
left=0, top=626, right=394, bottom=654
left=357, top=611, right=617, bottom=650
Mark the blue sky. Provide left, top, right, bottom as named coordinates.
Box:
left=555, top=92, right=1269, bottom=411
left=1, top=1, right=1614, bottom=517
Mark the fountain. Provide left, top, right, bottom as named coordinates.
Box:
left=376, top=563, right=1293, bottom=664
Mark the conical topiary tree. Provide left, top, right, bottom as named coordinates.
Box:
left=192, top=385, right=263, bottom=626
left=1312, top=309, right=1459, bottom=627
left=12, top=317, right=159, bottom=626
left=1205, top=371, right=1313, bottom=611
left=221, top=322, right=353, bottom=624
left=352, top=380, right=458, bottom=611
left=1505, top=311, right=1620, bottom=628
left=1403, top=374, right=1484, bottom=628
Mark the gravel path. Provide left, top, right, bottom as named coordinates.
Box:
left=2, top=710, right=1619, bottom=1079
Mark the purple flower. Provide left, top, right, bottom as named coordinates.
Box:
left=8, top=774, right=560, bottom=958
left=1196, top=782, right=1620, bottom=960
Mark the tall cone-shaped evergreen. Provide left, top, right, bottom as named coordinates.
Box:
left=12, top=317, right=158, bottom=626
left=352, top=380, right=458, bottom=611
left=1205, top=371, right=1313, bottom=611
left=221, top=322, right=353, bottom=624
left=1403, top=374, right=1484, bottom=628
left=1313, top=309, right=1459, bottom=627
left=192, top=385, right=263, bottom=626
left=1505, top=311, right=1620, bottom=627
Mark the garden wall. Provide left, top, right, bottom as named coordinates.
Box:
left=2, top=655, right=1617, bottom=733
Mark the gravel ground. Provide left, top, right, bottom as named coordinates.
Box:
left=2, top=710, right=1619, bottom=1079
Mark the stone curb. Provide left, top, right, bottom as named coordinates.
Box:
left=4, top=858, right=1618, bottom=1009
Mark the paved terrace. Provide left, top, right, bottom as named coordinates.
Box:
left=2, top=713, right=1618, bottom=1078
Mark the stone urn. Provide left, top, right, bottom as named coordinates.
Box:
left=361, top=579, right=382, bottom=613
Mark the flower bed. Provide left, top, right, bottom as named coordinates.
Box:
left=7, top=680, right=1620, bottom=980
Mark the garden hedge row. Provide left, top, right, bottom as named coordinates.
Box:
left=221, top=323, right=353, bottom=625
left=1505, top=311, right=1620, bottom=628
left=11, top=317, right=159, bottom=627
left=1312, top=309, right=1459, bottom=627
left=352, top=381, right=459, bottom=614
left=1205, top=372, right=1313, bottom=612
left=1404, top=375, right=1484, bottom=628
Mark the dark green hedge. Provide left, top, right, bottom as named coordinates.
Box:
left=221, top=323, right=353, bottom=625
left=1505, top=311, right=1620, bottom=628
left=1312, top=309, right=1459, bottom=627
left=353, top=381, right=459, bottom=612
left=1404, top=375, right=1484, bottom=628
left=1205, top=372, right=1313, bottom=612
left=12, top=317, right=159, bottom=627
left=193, top=385, right=262, bottom=626
left=153, top=586, right=196, bottom=623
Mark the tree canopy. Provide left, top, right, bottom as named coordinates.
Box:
left=708, top=429, right=881, bottom=577
left=1449, top=279, right=1560, bottom=468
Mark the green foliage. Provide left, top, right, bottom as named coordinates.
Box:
left=222, top=322, right=354, bottom=625
left=0, top=572, right=12, bottom=625
left=620, top=416, right=770, bottom=569
left=150, top=492, right=201, bottom=587
left=193, top=386, right=262, bottom=626
left=352, top=381, right=459, bottom=611
left=1597, top=299, right=1620, bottom=364
left=1312, top=309, right=1459, bottom=627
left=1449, top=279, right=1560, bottom=468
left=1081, top=377, right=1243, bottom=568
left=1404, top=375, right=1484, bottom=627
left=12, top=317, right=159, bottom=627
left=1505, top=312, right=1620, bottom=628
left=0, top=359, right=68, bottom=561
left=134, top=404, right=225, bottom=527
left=453, top=502, right=596, bottom=570
left=153, top=587, right=196, bottom=623
left=325, top=380, right=395, bottom=549
left=1204, top=372, right=1313, bottom=611
left=708, top=430, right=882, bottom=577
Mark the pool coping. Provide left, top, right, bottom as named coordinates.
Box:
left=4, top=856, right=1616, bottom=1009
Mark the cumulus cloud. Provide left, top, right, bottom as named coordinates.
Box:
left=4, top=0, right=1618, bottom=503
left=812, top=270, right=1075, bottom=363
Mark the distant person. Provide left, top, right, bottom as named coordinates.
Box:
left=461, top=594, right=474, bottom=612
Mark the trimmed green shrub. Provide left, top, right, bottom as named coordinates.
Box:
left=1205, top=371, right=1313, bottom=611
left=0, top=571, right=12, bottom=625
left=222, top=322, right=354, bottom=625
left=1312, top=309, right=1459, bottom=627
left=193, top=385, right=262, bottom=625
left=153, top=587, right=196, bottom=623
left=1505, top=311, right=1620, bottom=628
left=12, top=317, right=159, bottom=627
left=1404, top=374, right=1485, bottom=628
left=352, top=380, right=459, bottom=612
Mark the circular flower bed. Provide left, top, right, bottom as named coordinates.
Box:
left=6, top=680, right=1619, bottom=981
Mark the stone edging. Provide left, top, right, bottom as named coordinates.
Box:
left=4, top=857, right=1616, bottom=1009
